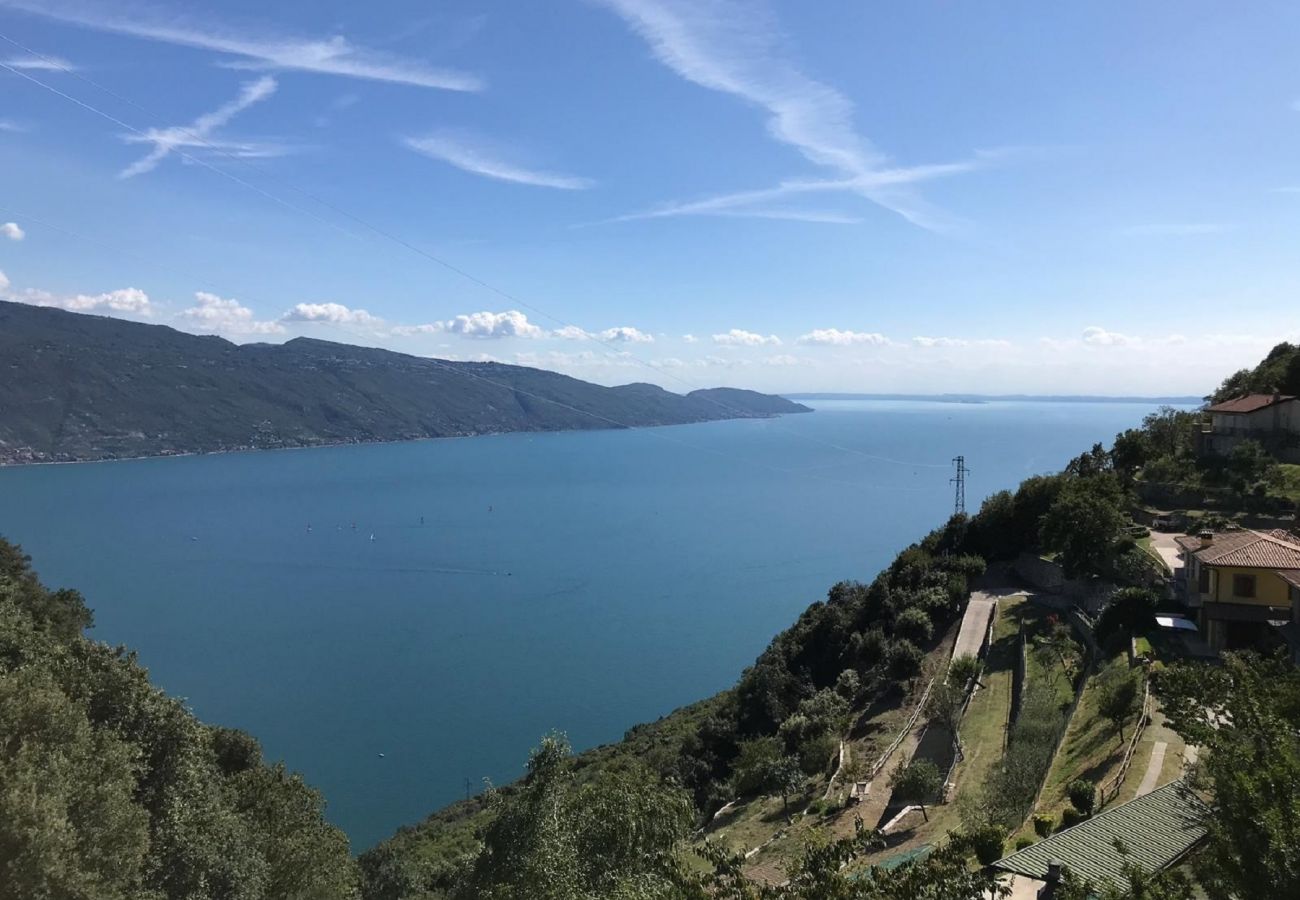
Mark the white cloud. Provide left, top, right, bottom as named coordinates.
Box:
left=282, top=301, right=380, bottom=325
left=179, top=291, right=284, bottom=335
left=553, top=324, right=591, bottom=340
left=682, top=334, right=699, bottom=343
left=763, top=354, right=799, bottom=366
left=599, top=326, right=654, bottom=343
left=403, top=132, right=593, bottom=190
left=0, top=118, right=26, bottom=132
left=408, top=309, right=544, bottom=339
left=0, top=270, right=9, bottom=291
left=6, top=284, right=153, bottom=316
left=120, top=76, right=282, bottom=178
left=550, top=324, right=654, bottom=342
left=2, top=54, right=77, bottom=72
left=713, top=328, right=782, bottom=346
left=1081, top=326, right=1137, bottom=347
left=1, top=222, right=24, bottom=241
left=0, top=0, right=481, bottom=91
left=912, top=336, right=1011, bottom=348
left=797, top=328, right=889, bottom=346
left=593, top=0, right=987, bottom=229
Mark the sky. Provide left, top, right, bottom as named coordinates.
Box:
left=1, top=0, right=1299, bottom=396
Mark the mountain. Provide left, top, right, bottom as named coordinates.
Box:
left=0, top=301, right=810, bottom=464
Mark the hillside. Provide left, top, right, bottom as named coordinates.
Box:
left=0, top=301, right=809, bottom=464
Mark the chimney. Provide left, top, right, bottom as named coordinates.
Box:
left=1199, top=531, right=1214, bottom=544
left=1038, top=860, right=1065, bottom=898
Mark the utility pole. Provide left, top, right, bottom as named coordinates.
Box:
left=951, top=455, right=969, bottom=517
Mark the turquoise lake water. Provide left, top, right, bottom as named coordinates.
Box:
left=0, top=399, right=1168, bottom=848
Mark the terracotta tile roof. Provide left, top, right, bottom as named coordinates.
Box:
left=1184, top=530, right=1300, bottom=569
left=994, top=781, right=1207, bottom=889
left=1205, top=393, right=1296, bottom=414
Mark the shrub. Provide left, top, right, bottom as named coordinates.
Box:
left=894, top=606, right=934, bottom=644
left=965, top=824, right=1007, bottom=866
left=1067, top=779, right=1095, bottom=816
left=1061, top=807, right=1085, bottom=828
left=886, top=639, right=924, bottom=679
left=1032, top=814, right=1054, bottom=837
left=1015, top=836, right=1035, bottom=851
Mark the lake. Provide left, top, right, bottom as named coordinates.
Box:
left=0, top=399, right=1167, bottom=848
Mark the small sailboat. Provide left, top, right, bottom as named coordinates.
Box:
left=369, top=533, right=376, bottom=542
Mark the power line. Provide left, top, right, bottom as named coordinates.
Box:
left=0, top=33, right=952, bottom=472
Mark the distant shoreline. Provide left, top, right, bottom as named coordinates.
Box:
left=783, top=393, right=1204, bottom=405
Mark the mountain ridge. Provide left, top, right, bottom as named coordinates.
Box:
left=0, top=301, right=810, bottom=464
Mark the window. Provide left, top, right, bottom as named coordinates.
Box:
left=1232, top=574, right=1256, bottom=599
left=1197, top=566, right=1210, bottom=594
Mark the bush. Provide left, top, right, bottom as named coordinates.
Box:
left=1061, top=807, right=1085, bottom=828
left=1015, top=836, right=1035, bottom=851
left=886, top=639, right=924, bottom=679
left=1066, top=778, right=1095, bottom=817
left=894, top=606, right=934, bottom=644
left=1032, top=814, right=1054, bottom=837
left=965, top=824, right=1007, bottom=866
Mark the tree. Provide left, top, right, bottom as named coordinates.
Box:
left=888, top=758, right=943, bottom=821
left=927, top=680, right=966, bottom=760
left=1096, top=587, right=1158, bottom=643
left=1067, top=778, right=1096, bottom=817
left=893, top=606, right=933, bottom=645
left=1157, top=653, right=1300, bottom=900
left=1110, top=428, right=1153, bottom=480
left=1041, top=475, right=1126, bottom=579
left=1097, top=668, right=1140, bottom=743
left=1142, top=406, right=1196, bottom=457
left=948, top=654, right=980, bottom=690
left=455, top=733, right=698, bottom=900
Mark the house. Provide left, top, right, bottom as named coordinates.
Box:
left=1197, top=392, right=1300, bottom=462
left=993, top=780, right=1206, bottom=897
left=1175, top=529, right=1300, bottom=654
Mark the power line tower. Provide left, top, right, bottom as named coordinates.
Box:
left=951, top=455, right=969, bottom=516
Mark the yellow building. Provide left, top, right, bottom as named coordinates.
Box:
left=1176, top=529, right=1300, bottom=652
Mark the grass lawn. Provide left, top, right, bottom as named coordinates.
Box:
left=1034, top=653, right=1129, bottom=825
left=1275, top=463, right=1300, bottom=503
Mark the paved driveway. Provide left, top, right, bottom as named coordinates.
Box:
left=1149, top=531, right=1188, bottom=576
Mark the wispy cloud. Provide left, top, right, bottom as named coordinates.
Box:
left=593, top=0, right=987, bottom=229
left=403, top=132, right=594, bottom=190
left=1117, top=222, right=1233, bottom=237
left=797, top=328, right=889, bottom=346
left=2, top=53, right=77, bottom=72
left=283, top=301, right=380, bottom=325
left=0, top=118, right=28, bottom=132
left=0, top=0, right=481, bottom=91
left=119, top=76, right=281, bottom=178
left=713, top=328, right=782, bottom=346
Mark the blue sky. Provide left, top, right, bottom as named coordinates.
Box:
left=1, top=0, right=1299, bottom=395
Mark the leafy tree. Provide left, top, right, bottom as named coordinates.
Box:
left=1157, top=653, right=1300, bottom=900
left=926, top=680, right=966, bottom=759
left=1141, top=406, right=1196, bottom=457
left=1041, top=475, right=1126, bottom=578
left=0, top=667, right=149, bottom=900
left=1110, top=428, right=1153, bottom=479
left=893, top=606, right=933, bottom=645
left=1097, top=667, right=1140, bottom=743
left=1096, top=587, right=1158, bottom=643
left=1067, top=778, right=1096, bottom=817
left=888, top=758, right=943, bottom=821
left=948, top=654, right=980, bottom=688
left=731, top=736, right=785, bottom=797
left=454, top=733, right=697, bottom=900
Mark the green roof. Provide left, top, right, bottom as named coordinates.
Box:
left=993, top=781, right=1207, bottom=888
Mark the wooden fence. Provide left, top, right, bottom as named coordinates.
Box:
left=1096, top=677, right=1153, bottom=808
